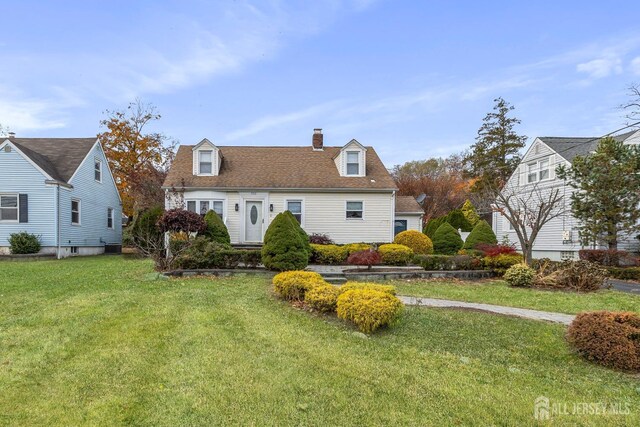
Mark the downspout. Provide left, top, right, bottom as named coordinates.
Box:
left=56, top=185, right=61, bottom=259
left=391, top=190, right=396, bottom=242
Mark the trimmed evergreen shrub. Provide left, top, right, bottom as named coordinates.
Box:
left=310, top=244, right=348, bottom=264
left=432, top=222, right=464, bottom=255
left=131, top=206, right=164, bottom=252
left=337, top=289, right=404, bottom=333
left=305, top=284, right=340, bottom=312
left=203, top=210, right=231, bottom=246
left=339, top=281, right=397, bottom=295
left=445, top=209, right=473, bottom=232
left=423, top=216, right=446, bottom=238
left=272, top=270, right=326, bottom=301
left=378, top=244, right=414, bottom=265
left=342, top=243, right=372, bottom=255
left=463, top=220, right=497, bottom=249
left=283, top=210, right=311, bottom=259
left=393, top=230, right=433, bottom=255
left=567, top=311, right=640, bottom=371
left=483, top=253, right=524, bottom=274
left=8, top=232, right=41, bottom=254
left=503, top=264, right=535, bottom=287
left=262, top=212, right=309, bottom=271
left=461, top=199, right=480, bottom=226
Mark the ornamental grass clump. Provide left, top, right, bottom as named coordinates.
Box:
left=273, top=270, right=326, bottom=301
left=567, top=311, right=640, bottom=371
left=393, top=230, right=433, bottom=255
left=304, top=284, right=340, bottom=312
left=336, top=289, right=404, bottom=333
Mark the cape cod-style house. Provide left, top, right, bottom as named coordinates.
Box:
left=0, top=135, right=122, bottom=257
left=492, top=129, right=640, bottom=261
left=162, top=129, right=423, bottom=244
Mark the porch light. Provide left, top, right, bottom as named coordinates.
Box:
left=235, top=203, right=239, bottom=212
left=269, top=204, right=274, bottom=212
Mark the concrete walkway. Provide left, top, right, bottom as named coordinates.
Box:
left=399, top=296, right=576, bottom=325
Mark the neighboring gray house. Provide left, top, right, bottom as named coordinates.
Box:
left=492, top=130, right=640, bottom=261
left=0, top=135, right=122, bottom=257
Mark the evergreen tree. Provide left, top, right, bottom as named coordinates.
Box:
left=557, top=137, right=640, bottom=250
left=261, top=212, right=309, bottom=271
left=465, top=98, right=527, bottom=192
left=463, top=220, right=497, bottom=249
left=423, top=216, right=447, bottom=238
left=203, top=210, right=231, bottom=246
left=461, top=199, right=480, bottom=226
left=445, top=209, right=473, bottom=232
left=432, top=222, right=464, bottom=255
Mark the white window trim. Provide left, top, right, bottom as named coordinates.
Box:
left=94, top=158, right=103, bottom=183
left=346, top=200, right=364, bottom=220
left=345, top=150, right=361, bottom=176
left=0, top=193, right=19, bottom=223
left=285, top=198, right=305, bottom=227
left=185, top=198, right=226, bottom=223
left=526, top=157, right=551, bottom=184
left=71, top=198, right=81, bottom=226
left=198, top=150, right=214, bottom=176
left=107, top=207, right=114, bottom=229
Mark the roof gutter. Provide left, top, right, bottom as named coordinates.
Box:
left=161, top=186, right=398, bottom=192
left=45, top=179, right=73, bottom=189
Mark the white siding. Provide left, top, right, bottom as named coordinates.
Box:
left=168, top=189, right=395, bottom=244
left=395, top=214, right=422, bottom=232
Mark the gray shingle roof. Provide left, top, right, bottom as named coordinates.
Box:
left=8, top=137, right=97, bottom=183
left=540, top=130, right=636, bottom=163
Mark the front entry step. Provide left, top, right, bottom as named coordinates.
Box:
left=320, top=272, right=347, bottom=284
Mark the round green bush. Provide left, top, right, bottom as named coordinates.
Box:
left=432, top=222, right=464, bottom=255
left=8, top=232, right=41, bottom=254
left=463, top=220, right=497, bottom=249
left=394, top=230, right=433, bottom=254
left=503, top=264, right=535, bottom=287
left=262, top=212, right=309, bottom=271
left=203, top=210, right=231, bottom=246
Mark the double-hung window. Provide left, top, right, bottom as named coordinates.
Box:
left=107, top=208, right=114, bottom=229
left=286, top=200, right=303, bottom=224
left=346, top=151, right=359, bottom=175
left=0, top=194, right=18, bottom=221
left=527, top=157, right=550, bottom=183
left=538, top=158, right=549, bottom=180
left=186, top=201, right=196, bottom=212
left=199, top=201, right=210, bottom=215
left=71, top=199, right=81, bottom=225
left=212, top=200, right=224, bottom=220
left=346, top=201, right=363, bottom=219
left=199, top=151, right=213, bottom=174
left=94, top=159, right=102, bottom=182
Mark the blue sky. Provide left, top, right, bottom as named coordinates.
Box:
left=2, top=0, right=640, bottom=166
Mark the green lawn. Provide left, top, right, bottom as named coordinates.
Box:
left=392, top=279, right=640, bottom=315
left=0, top=257, right=639, bottom=425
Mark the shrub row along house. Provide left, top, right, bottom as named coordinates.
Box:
left=162, top=129, right=423, bottom=244
left=0, top=135, right=122, bottom=257
left=492, top=130, right=640, bottom=261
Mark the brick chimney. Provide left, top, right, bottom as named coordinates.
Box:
left=312, top=128, right=323, bottom=150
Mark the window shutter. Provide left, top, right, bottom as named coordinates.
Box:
left=19, top=194, right=28, bottom=223
left=192, top=151, right=198, bottom=175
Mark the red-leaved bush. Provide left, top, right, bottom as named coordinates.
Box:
left=347, top=249, right=382, bottom=270
left=157, top=209, right=207, bottom=234
left=579, top=249, right=639, bottom=267
left=476, top=243, right=517, bottom=257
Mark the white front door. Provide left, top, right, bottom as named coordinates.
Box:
left=245, top=201, right=263, bottom=242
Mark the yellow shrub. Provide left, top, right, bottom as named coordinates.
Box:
left=340, top=281, right=397, bottom=296
left=336, top=289, right=404, bottom=333
left=305, top=284, right=340, bottom=312
left=343, top=243, right=372, bottom=255
left=378, top=244, right=414, bottom=265
left=310, top=244, right=348, bottom=264
left=393, top=230, right=433, bottom=255
left=273, top=271, right=326, bottom=301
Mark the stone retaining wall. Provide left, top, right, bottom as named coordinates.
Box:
left=344, top=270, right=495, bottom=282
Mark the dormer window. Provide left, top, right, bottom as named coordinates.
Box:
left=199, top=151, right=212, bottom=174
left=346, top=151, right=360, bottom=175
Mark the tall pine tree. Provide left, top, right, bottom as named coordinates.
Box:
left=557, top=136, right=640, bottom=250
left=465, top=97, right=527, bottom=193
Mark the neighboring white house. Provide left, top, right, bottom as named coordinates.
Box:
left=0, top=135, right=123, bottom=257
left=492, top=130, right=640, bottom=261
left=162, top=129, right=422, bottom=244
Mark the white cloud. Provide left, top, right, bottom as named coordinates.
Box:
left=576, top=57, right=623, bottom=79
left=631, top=56, right=640, bottom=75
